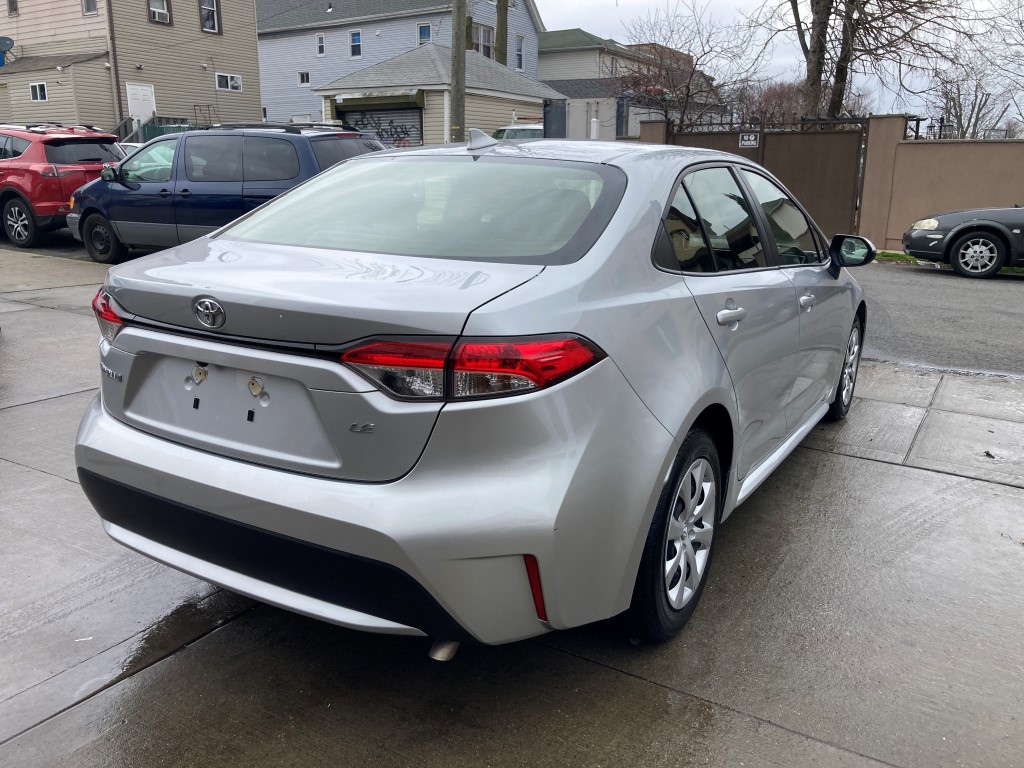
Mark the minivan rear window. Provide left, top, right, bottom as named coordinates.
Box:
left=310, top=137, right=383, bottom=170
left=224, top=155, right=627, bottom=265
left=44, top=139, right=122, bottom=164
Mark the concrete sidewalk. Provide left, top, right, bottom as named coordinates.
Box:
left=1, top=248, right=1022, bottom=767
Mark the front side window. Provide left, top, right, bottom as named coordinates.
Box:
left=515, top=35, right=524, bottom=70
left=82, top=0, right=97, bottom=14
left=298, top=70, right=310, bottom=86
left=121, top=139, right=177, bottom=183
left=29, top=82, right=47, bottom=102
left=148, top=0, right=170, bottom=24
left=184, top=136, right=242, bottom=182
left=472, top=24, right=494, bottom=59
left=199, top=0, right=218, bottom=32
left=350, top=30, right=361, bottom=57
left=224, top=156, right=627, bottom=265
left=683, top=166, right=768, bottom=271
left=418, top=23, right=431, bottom=45
left=741, top=170, right=823, bottom=266
left=315, top=32, right=325, bottom=56
left=243, top=137, right=299, bottom=181
left=215, top=72, right=242, bottom=92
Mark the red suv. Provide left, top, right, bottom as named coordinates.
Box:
left=0, top=124, right=122, bottom=248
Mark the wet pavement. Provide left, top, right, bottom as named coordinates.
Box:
left=1, top=249, right=1022, bottom=767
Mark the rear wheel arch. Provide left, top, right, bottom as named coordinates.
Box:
left=689, top=403, right=733, bottom=488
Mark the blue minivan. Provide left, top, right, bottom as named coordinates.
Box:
left=68, top=125, right=383, bottom=262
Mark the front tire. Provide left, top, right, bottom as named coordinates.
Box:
left=824, top=319, right=863, bottom=422
left=629, top=429, right=721, bottom=642
left=949, top=231, right=1004, bottom=278
left=4, top=198, right=39, bottom=248
left=83, top=214, right=126, bottom=264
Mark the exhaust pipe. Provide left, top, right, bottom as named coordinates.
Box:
left=428, top=639, right=459, bottom=661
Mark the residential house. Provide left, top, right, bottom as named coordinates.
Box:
left=256, top=0, right=546, bottom=126
left=314, top=43, right=563, bottom=145
left=0, top=0, right=261, bottom=132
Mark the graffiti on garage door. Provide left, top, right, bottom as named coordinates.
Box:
left=344, top=109, right=422, bottom=147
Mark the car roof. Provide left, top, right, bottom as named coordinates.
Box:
left=0, top=123, right=117, bottom=140
left=497, top=124, right=543, bottom=130
left=377, top=139, right=748, bottom=168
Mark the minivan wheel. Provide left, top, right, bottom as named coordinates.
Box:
left=824, top=319, right=862, bottom=422
left=83, top=214, right=126, bottom=264
left=949, top=231, right=1004, bottom=278
left=629, top=429, right=721, bottom=642
left=4, top=198, right=39, bottom=248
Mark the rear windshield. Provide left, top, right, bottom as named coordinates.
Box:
left=224, top=155, right=627, bottom=265
left=44, top=139, right=122, bottom=164
left=310, top=137, right=384, bottom=170
left=501, top=128, right=543, bottom=139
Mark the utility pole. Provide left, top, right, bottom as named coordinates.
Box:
left=450, top=0, right=466, bottom=142
left=495, top=0, right=508, bottom=66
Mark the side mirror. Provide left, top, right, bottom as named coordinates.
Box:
left=100, top=166, right=117, bottom=182
left=828, top=234, right=876, bottom=277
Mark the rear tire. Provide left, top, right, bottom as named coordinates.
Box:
left=83, top=214, right=126, bottom=264
left=4, top=198, right=39, bottom=248
left=629, top=429, right=721, bottom=642
left=949, top=231, right=1004, bottom=278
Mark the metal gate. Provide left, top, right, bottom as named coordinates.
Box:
left=671, top=119, right=868, bottom=238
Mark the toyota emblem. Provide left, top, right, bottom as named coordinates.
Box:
left=193, top=297, right=226, bottom=329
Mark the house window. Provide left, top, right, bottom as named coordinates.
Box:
left=262, top=106, right=268, bottom=121
left=148, top=0, right=170, bottom=24
left=298, top=70, right=310, bottom=86
left=199, top=0, right=219, bottom=33
left=315, top=32, right=325, bottom=56
left=515, top=35, right=524, bottom=70
left=82, top=0, right=97, bottom=14
left=418, top=23, right=431, bottom=45
left=7, top=0, right=17, bottom=15
left=30, top=82, right=48, bottom=102
left=472, top=23, right=494, bottom=59
left=349, top=29, right=361, bottom=58
left=215, top=72, right=242, bottom=92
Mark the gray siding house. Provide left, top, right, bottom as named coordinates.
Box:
left=257, top=0, right=545, bottom=125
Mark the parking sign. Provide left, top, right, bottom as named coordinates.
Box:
left=739, top=132, right=759, bottom=148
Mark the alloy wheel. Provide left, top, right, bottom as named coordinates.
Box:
left=6, top=205, right=29, bottom=242
left=957, top=238, right=998, bottom=274
left=663, top=457, right=716, bottom=610
left=840, top=325, right=861, bottom=407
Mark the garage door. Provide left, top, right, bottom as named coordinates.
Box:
left=339, top=107, right=422, bottom=147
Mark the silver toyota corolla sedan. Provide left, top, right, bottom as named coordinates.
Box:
left=76, top=135, right=873, bottom=651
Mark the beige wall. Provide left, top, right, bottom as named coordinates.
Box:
left=5, top=69, right=79, bottom=123
left=5, top=0, right=109, bottom=53
left=422, top=90, right=445, bottom=145
left=465, top=93, right=541, bottom=135
left=71, top=56, right=117, bottom=128
left=860, top=120, right=1024, bottom=250
left=110, top=0, right=261, bottom=123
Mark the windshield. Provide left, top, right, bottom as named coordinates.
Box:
left=44, top=139, right=123, bottom=164
left=310, top=137, right=384, bottom=170
left=224, top=155, right=626, bottom=265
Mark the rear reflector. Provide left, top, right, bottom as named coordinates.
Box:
left=339, top=335, right=604, bottom=401
left=91, top=289, right=124, bottom=343
left=523, top=555, right=548, bottom=622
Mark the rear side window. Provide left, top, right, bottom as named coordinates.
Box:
left=684, top=167, right=768, bottom=271
left=184, top=136, right=243, bottom=182
left=43, top=139, right=122, bottom=164
left=243, top=137, right=299, bottom=181
left=310, top=137, right=382, bottom=170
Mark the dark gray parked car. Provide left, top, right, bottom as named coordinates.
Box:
left=903, top=207, right=1024, bottom=277
left=76, top=134, right=874, bottom=654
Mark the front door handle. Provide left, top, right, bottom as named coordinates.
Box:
left=159, top=188, right=171, bottom=198
left=716, top=307, right=747, bottom=326
left=178, top=189, right=192, bottom=198
left=799, top=294, right=816, bottom=309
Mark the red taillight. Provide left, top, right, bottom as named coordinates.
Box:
left=340, top=335, right=604, bottom=401
left=340, top=339, right=452, bottom=399
left=452, top=336, right=602, bottom=399
left=28, top=164, right=59, bottom=178
left=91, top=289, right=124, bottom=343
left=523, top=555, right=548, bottom=622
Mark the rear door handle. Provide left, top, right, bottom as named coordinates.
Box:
left=178, top=189, right=192, bottom=198
left=716, top=307, right=747, bottom=326
left=799, top=294, right=816, bottom=309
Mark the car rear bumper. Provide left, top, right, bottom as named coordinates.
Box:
left=75, top=359, right=675, bottom=645
left=903, top=229, right=948, bottom=261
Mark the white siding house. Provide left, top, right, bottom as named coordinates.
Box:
left=257, top=0, right=545, bottom=124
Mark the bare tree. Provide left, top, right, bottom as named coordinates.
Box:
left=727, top=80, right=804, bottom=122
left=616, top=0, right=766, bottom=131
left=749, top=0, right=988, bottom=117
left=924, top=53, right=1013, bottom=139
